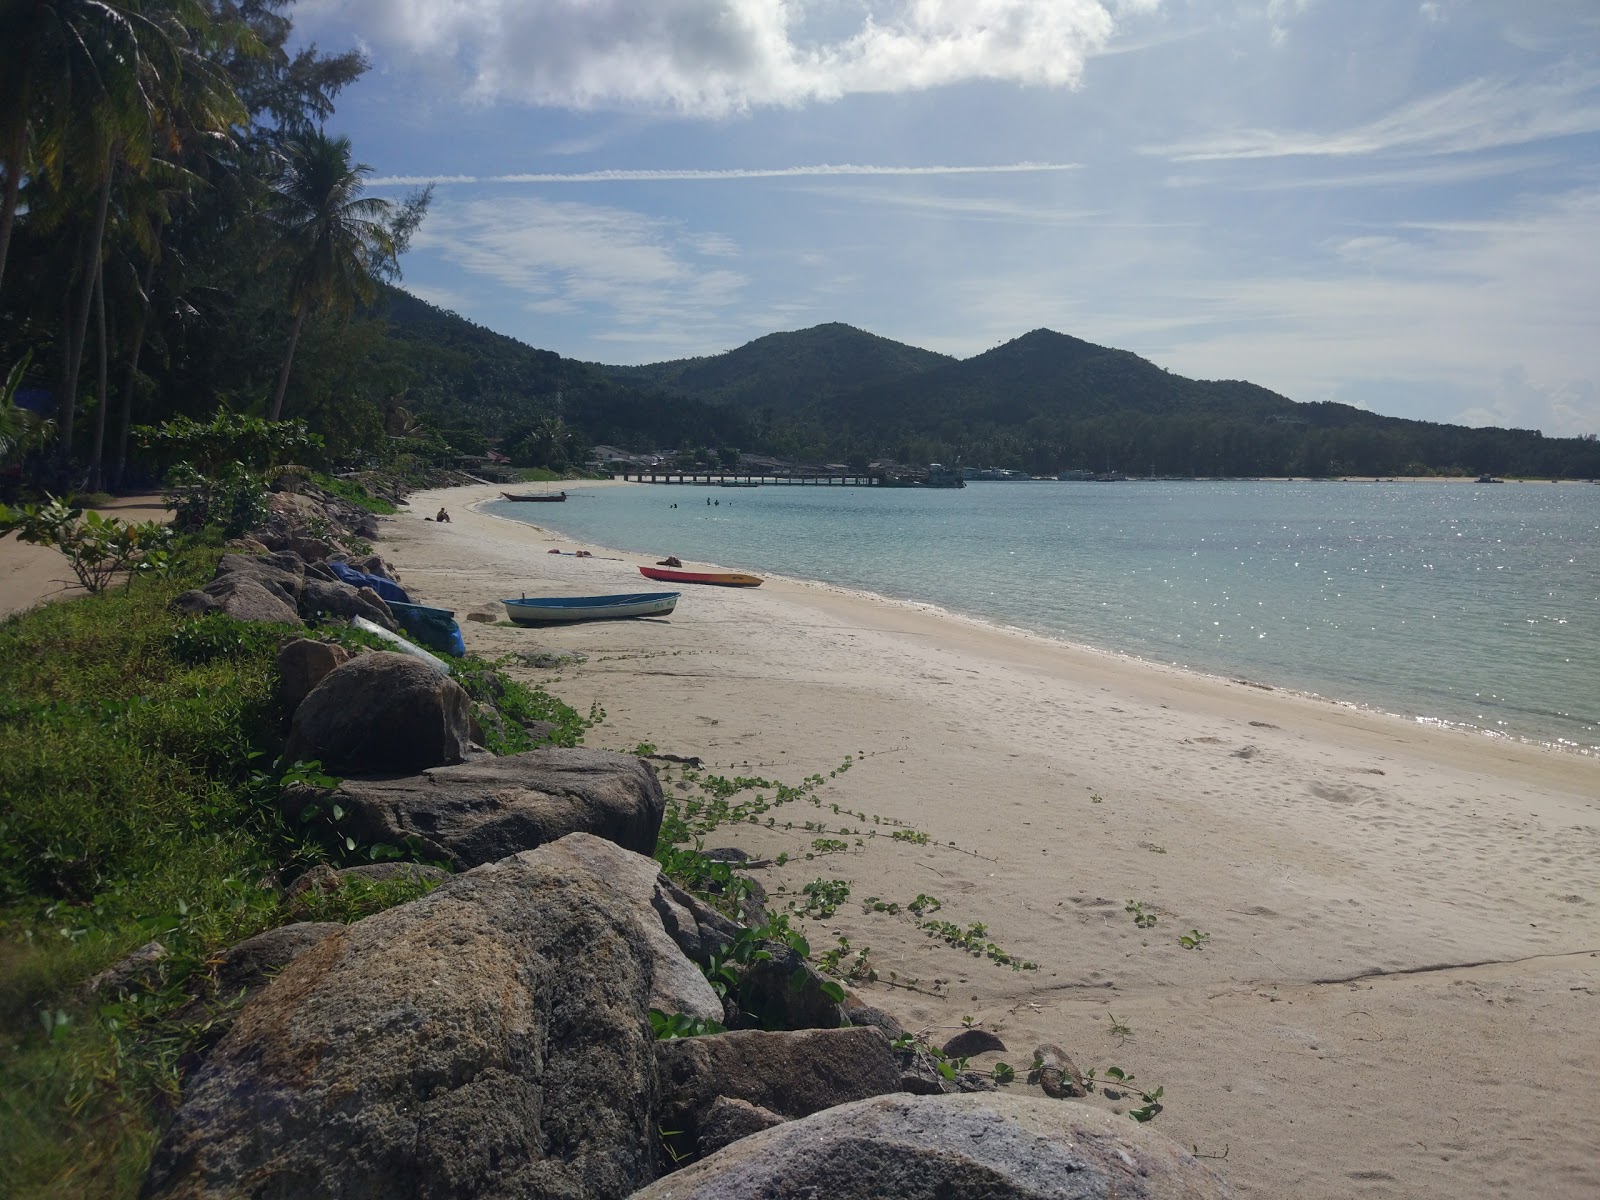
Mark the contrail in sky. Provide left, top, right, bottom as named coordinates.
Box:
left=369, top=162, right=1082, bottom=186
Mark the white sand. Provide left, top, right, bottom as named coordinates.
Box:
left=397, top=482, right=1600, bottom=1199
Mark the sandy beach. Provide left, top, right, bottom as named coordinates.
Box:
left=389, top=481, right=1600, bottom=1199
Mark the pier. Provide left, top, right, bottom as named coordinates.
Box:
left=613, top=471, right=882, bottom=486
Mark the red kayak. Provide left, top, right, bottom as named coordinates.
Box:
left=639, top=566, right=763, bottom=588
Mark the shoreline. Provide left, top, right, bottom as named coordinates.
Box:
left=474, top=480, right=1597, bottom=764
left=387, top=481, right=1599, bottom=1200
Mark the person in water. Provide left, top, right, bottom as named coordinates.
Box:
left=436, top=508, right=451, bottom=523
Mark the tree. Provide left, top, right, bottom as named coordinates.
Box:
left=266, top=130, right=427, bottom=420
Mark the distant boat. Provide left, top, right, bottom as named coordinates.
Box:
left=502, top=491, right=567, bottom=502
left=639, top=566, right=763, bottom=588
left=1476, top=475, right=1502, bottom=484
left=501, top=592, right=679, bottom=623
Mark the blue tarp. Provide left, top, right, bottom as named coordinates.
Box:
left=328, top=561, right=411, bottom=605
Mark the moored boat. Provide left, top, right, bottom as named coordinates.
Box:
left=501, top=491, right=567, bottom=502
left=501, top=592, right=679, bottom=623
left=638, top=566, right=763, bottom=588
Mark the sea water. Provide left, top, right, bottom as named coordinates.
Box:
left=487, top=481, right=1600, bottom=756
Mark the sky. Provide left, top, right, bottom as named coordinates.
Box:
left=291, top=0, right=1600, bottom=437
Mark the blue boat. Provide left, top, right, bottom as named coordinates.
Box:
left=501, top=592, right=680, bottom=624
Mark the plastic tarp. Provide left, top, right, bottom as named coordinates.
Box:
left=388, top=602, right=467, bottom=658
left=328, top=560, right=411, bottom=605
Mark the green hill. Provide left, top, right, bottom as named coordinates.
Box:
left=593, top=322, right=952, bottom=410
left=371, top=294, right=1600, bottom=480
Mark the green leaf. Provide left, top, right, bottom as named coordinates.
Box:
left=818, top=980, right=846, bottom=1003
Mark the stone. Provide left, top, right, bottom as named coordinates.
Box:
left=466, top=610, right=499, bottom=623
left=170, top=589, right=221, bottom=616
left=629, top=1093, right=1238, bottom=1200
left=289, top=535, right=336, bottom=562
left=345, top=553, right=396, bottom=581
left=283, top=861, right=450, bottom=901
left=695, top=1097, right=784, bottom=1157
left=211, top=551, right=305, bottom=605
left=297, top=577, right=396, bottom=629
left=143, top=835, right=702, bottom=1200
left=275, top=638, right=350, bottom=711
left=82, top=940, right=168, bottom=1000
left=1033, top=1042, right=1088, bottom=1099
left=223, top=535, right=271, bottom=555
left=280, top=652, right=473, bottom=775
left=202, top=575, right=303, bottom=625
left=280, top=746, right=667, bottom=871
left=842, top=992, right=905, bottom=1042
left=736, top=941, right=845, bottom=1031
left=943, top=1028, right=1007, bottom=1058
left=302, top=559, right=338, bottom=582
left=656, top=1027, right=900, bottom=1161
left=353, top=515, right=380, bottom=541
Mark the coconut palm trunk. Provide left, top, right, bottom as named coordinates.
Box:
left=112, top=253, right=158, bottom=490
left=268, top=304, right=308, bottom=422
left=0, top=121, right=25, bottom=294
left=90, top=263, right=110, bottom=490
left=59, top=151, right=115, bottom=462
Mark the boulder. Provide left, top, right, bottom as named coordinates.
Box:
left=211, top=552, right=305, bottom=605
left=170, top=589, right=221, bottom=617
left=280, top=746, right=666, bottom=869
left=656, top=1027, right=900, bottom=1161
left=353, top=515, right=380, bottom=541
left=143, top=835, right=701, bottom=1200
left=629, top=1093, right=1238, bottom=1200
left=82, top=940, right=168, bottom=1000
left=736, top=941, right=845, bottom=1031
left=280, top=652, right=473, bottom=775
left=843, top=992, right=905, bottom=1042
left=289, top=535, right=336, bottom=562
left=345, top=553, right=397, bottom=581
left=275, top=639, right=350, bottom=711
left=696, top=1097, right=784, bottom=1157
left=201, top=575, right=303, bottom=626
left=297, top=577, right=397, bottom=628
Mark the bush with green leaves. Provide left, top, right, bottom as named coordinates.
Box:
left=133, top=410, right=323, bottom=474
left=162, top=461, right=272, bottom=538
left=0, top=497, right=173, bottom=594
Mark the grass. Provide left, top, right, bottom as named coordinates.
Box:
left=0, top=534, right=588, bottom=1198
left=310, top=473, right=398, bottom=515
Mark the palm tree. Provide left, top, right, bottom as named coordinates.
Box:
left=266, top=130, right=395, bottom=422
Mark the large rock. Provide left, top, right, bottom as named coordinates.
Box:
left=210, top=552, right=305, bottom=605
left=200, top=575, right=303, bottom=626
left=736, top=941, right=845, bottom=1031
left=656, top=1027, right=900, bottom=1160
left=630, top=1093, right=1237, bottom=1200
left=275, top=638, right=350, bottom=711
left=281, top=746, right=666, bottom=869
left=143, top=834, right=693, bottom=1200
left=280, top=652, right=473, bottom=775
left=297, top=577, right=396, bottom=628
left=207, top=922, right=343, bottom=1000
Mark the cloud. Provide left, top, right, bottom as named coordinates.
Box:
left=298, top=0, right=1140, bottom=114
left=369, top=161, right=1083, bottom=187
left=1149, top=65, right=1600, bottom=161
left=414, top=196, right=747, bottom=329
left=1164, top=154, right=1558, bottom=192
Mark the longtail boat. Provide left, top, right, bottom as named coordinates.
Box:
left=638, top=566, right=763, bottom=588
left=501, top=491, right=567, bottom=502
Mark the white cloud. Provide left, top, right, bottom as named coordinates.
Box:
left=414, top=196, right=748, bottom=328
left=1149, top=65, right=1600, bottom=161
left=299, top=0, right=1140, bottom=114
left=369, top=162, right=1082, bottom=187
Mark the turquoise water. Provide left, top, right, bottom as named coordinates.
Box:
left=488, top=481, right=1600, bottom=755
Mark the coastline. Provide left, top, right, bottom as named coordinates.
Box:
left=392, top=482, right=1599, bottom=1200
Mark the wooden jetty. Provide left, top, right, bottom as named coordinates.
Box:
left=614, top=470, right=882, bottom=487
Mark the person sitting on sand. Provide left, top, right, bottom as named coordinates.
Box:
left=657, top=556, right=683, bottom=567
left=436, top=507, right=451, bottom=523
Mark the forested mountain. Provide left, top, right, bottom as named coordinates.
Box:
left=593, top=322, right=952, bottom=411
left=586, top=324, right=1600, bottom=479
